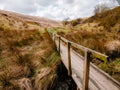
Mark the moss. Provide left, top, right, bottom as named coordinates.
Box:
left=48, top=28, right=70, bottom=35
left=44, top=50, right=60, bottom=67
left=98, top=58, right=120, bottom=81
left=93, top=54, right=108, bottom=64
left=98, top=63, right=113, bottom=75
left=111, top=58, right=120, bottom=72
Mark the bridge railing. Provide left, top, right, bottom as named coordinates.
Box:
left=53, top=33, right=109, bottom=90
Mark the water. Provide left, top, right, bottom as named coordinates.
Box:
left=53, top=62, right=77, bottom=90
left=54, top=76, right=76, bottom=90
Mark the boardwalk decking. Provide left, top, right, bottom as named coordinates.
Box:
left=53, top=34, right=120, bottom=90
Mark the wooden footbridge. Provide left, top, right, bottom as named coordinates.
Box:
left=52, top=34, right=120, bottom=90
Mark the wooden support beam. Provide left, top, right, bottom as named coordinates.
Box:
left=58, top=36, right=61, bottom=53
left=67, top=42, right=72, bottom=76
left=83, top=51, right=92, bottom=90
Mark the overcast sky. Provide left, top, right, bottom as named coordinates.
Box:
left=0, top=0, right=119, bottom=20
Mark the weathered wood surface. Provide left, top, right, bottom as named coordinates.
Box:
left=54, top=35, right=120, bottom=90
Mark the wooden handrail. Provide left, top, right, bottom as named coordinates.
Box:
left=54, top=34, right=108, bottom=58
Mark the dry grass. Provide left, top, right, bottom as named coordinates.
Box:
left=0, top=12, right=61, bottom=90
left=58, top=6, right=120, bottom=82
left=63, top=7, right=120, bottom=58
left=65, top=31, right=106, bottom=53
left=85, top=6, right=120, bottom=30
left=0, top=9, right=62, bottom=28
left=0, top=29, right=61, bottom=89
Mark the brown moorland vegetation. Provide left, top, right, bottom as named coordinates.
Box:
left=57, top=6, right=120, bottom=82
left=0, top=11, right=61, bottom=90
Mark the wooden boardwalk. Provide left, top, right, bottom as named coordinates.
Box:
left=53, top=34, right=120, bottom=90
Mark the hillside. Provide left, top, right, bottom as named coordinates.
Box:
left=0, top=10, right=62, bottom=28
left=54, top=6, right=120, bottom=82
left=0, top=10, right=61, bottom=90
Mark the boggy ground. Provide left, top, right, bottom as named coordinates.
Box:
left=0, top=11, right=62, bottom=90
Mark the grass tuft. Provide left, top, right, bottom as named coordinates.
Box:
left=18, top=54, right=32, bottom=66
left=0, top=71, right=11, bottom=87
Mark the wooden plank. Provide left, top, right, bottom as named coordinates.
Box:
left=83, top=51, right=91, bottom=90
left=67, top=42, right=72, bottom=76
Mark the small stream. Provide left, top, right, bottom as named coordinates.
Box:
left=53, top=62, right=77, bottom=90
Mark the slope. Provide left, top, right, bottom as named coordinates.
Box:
left=54, top=6, right=120, bottom=82
left=0, top=9, right=62, bottom=28
left=0, top=10, right=61, bottom=90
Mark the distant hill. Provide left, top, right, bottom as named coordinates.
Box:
left=64, top=6, right=120, bottom=30
left=85, top=6, right=120, bottom=29
left=0, top=9, right=62, bottom=28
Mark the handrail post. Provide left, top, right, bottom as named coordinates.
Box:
left=67, top=42, right=72, bottom=76
left=83, top=51, right=92, bottom=90
left=58, top=36, right=61, bottom=53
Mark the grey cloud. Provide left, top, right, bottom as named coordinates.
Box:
left=116, top=0, right=120, bottom=5
left=65, top=0, right=74, bottom=4
left=35, top=0, right=98, bottom=20
left=35, top=0, right=57, bottom=6
left=1, top=0, right=117, bottom=20
left=2, top=0, right=37, bottom=14
left=0, top=0, right=6, bottom=3
left=59, top=0, right=75, bottom=4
